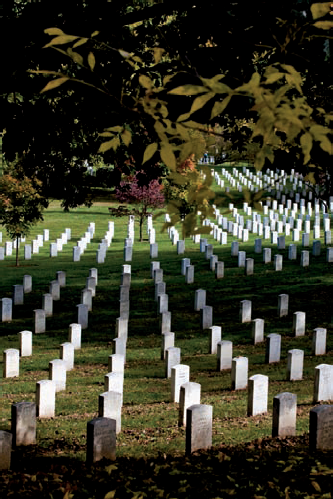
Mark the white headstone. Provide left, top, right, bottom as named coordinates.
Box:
left=19, top=330, right=32, bottom=357
left=231, top=357, right=248, bottom=390
left=247, top=374, right=269, bottom=416
left=178, top=382, right=201, bottom=427
left=49, top=359, right=66, bottom=392
left=186, top=404, right=213, bottom=454
left=3, top=349, right=20, bottom=378
left=171, top=364, right=190, bottom=403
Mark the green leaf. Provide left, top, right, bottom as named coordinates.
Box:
left=176, top=112, right=192, bottom=123
left=300, top=132, right=313, bottom=164
left=310, top=2, right=332, bottom=20
left=208, top=82, right=231, bottom=94
left=28, top=70, right=66, bottom=76
left=311, top=481, right=321, bottom=493
left=98, top=137, right=120, bottom=153
left=211, top=95, right=232, bottom=119
left=119, top=49, right=131, bottom=58
left=168, top=85, right=209, bottom=96
left=160, top=144, right=177, bottom=170
left=314, top=20, right=333, bottom=29
left=104, top=492, right=116, bottom=499
left=304, top=172, right=316, bottom=184
left=40, top=77, right=69, bottom=93
left=88, top=52, right=96, bottom=71
left=320, top=136, right=332, bottom=154
left=44, top=28, right=65, bottom=36
left=139, top=75, right=153, bottom=90
left=72, top=38, right=88, bottom=49
left=67, top=48, right=84, bottom=66
left=91, top=31, right=100, bottom=37
left=152, top=47, right=165, bottom=64
left=105, top=126, right=123, bottom=133
left=143, top=143, right=158, bottom=164
left=121, top=129, right=132, bottom=147
left=43, top=35, right=79, bottom=48
left=98, top=132, right=113, bottom=137
left=189, top=92, right=215, bottom=115
left=264, top=73, right=284, bottom=85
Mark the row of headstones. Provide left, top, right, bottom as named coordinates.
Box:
left=162, top=316, right=329, bottom=379
left=1, top=222, right=100, bottom=261
left=0, top=268, right=98, bottom=330
left=97, top=264, right=135, bottom=434
left=123, top=217, right=135, bottom=261
left=216, top=165, right=332, bottom=207
left=155, top=213, right=333, bottom=276
left=149, top=264, right=324, bottom=379
left=207, top=211, right=332, bottom=247
left=2, top=268, right=99, bottom=387
left=218, top=170, right=331, bottom=221
left=0, top=228, right=52, bottom=259
left=1, top=349, right=333, bottom=468
left=96, top=221, right=114, bottom=264
left=207, top=197, right=332, bottom=250
left=2, top=398, right=332, bottom=469
left=213, top=197, right=331, bottom=230
left=3, top=320, right=82, bottom=379
left=0, top=270, right=65, bottom=323
left=72, top=222, right=95, bottom=261
left=200, top=239, right=333, bottom=276
left=223, top=241, right=333, bottom=273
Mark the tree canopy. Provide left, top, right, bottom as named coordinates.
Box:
left=1, top=1, right=332, bottom=222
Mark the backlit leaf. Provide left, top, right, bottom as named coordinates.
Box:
left=105, top=126, right=123, bottom=133
left=98, top=132, right=113, bottom=137
left=176, top=112, right=191, bottom=122
left=121, top=129, right=132, bottom=147
left=67, top=48, right=84, bottom=66
left=43, top=35, right=79, bottom=48
left=319, top=136, right=332, bottom=154
left=311, top=481, right=321, bottom=492
left=304, top=172, right=316, bottom=184
left=160, top=145, right=177, bottom=170
left=310, top=2, right=332, bottom=20
left=152, top=47, right=165, bottom=64
left=300, top=132, right=313, bottom=164
left=168, top=85, right=209, bottom=96
left=189, top=92, right=215, bottom=115
left=264, top=73, right=284, bottom=85
left=40, top=77, right=69, bottom=93
left=119, top=49, right=131, bottom=58
left=314, top=20, right=333, bottom=29
left=211, top=95, right=232, bottom=119
left=98, top=140, right=114, bottom=153
left=143, top=143, right=158, bottom=164
left=44, top=28, right=64, bottom=36
left=98, top=137, right=120, bottom=153
left=139, top=75, right=153, bottom=90
left=73, top=38, right=88, bottom=48
left=88, top=52, right=96, bottom=71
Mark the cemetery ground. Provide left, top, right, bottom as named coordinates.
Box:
left=0, top=165, right=332, bottom=497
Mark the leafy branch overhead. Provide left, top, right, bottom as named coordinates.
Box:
left=22, top=1, right=333, bottom=228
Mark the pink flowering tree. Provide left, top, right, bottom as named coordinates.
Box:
left=111, top=172, right=164, bottom=242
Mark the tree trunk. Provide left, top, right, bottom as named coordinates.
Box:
left=15, top=235, right=19, bottom=267
left=139, top=215, right=143, bottom=242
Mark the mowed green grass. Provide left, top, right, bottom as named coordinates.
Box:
left=0, top=167, right=332, bottom=461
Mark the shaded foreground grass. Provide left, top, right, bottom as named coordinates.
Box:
left=1, top=176, right=333, bottom=496
left=1, top=436, right=332, bottom=498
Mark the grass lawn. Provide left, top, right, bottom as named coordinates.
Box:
left=0, top=166, right=332, bottom=497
